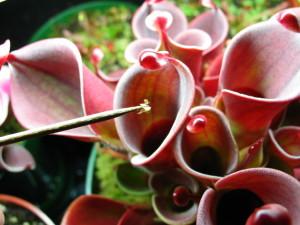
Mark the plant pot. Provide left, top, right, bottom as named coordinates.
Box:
left=0, top=194, right=55, bottom=225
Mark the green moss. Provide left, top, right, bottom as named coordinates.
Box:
left=172, top=0, right=284, bottom=35
left=48, top=5, right=135, bottom=74
left=172, top=0, right=203, bottom=20
left=95, top=150, right=151, bottom=206
left=35, top=0, right=286, bottom=76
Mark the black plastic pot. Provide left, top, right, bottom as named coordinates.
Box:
left=0, top=136, right=92, bottom=223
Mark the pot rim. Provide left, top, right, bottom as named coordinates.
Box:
left=0, top=194, right=55, bottom=225
left=30, top=1, right=137, bottom=42
left=85, top=144, right=98, bottom=194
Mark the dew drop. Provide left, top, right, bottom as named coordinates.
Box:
left=248, top=139, right=263, bottom=155
left=186, top=115, right=207, bottom=134
left=277, top=12, right=300, bottom=33
left=139, top=51, right=167, bottom=70
left=172, top=186, right=192, bottom=208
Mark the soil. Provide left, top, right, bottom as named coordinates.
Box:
left=0, top=202, right=45, bottom=225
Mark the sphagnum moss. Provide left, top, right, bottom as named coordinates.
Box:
left=95, top=150, right=151, bottom=205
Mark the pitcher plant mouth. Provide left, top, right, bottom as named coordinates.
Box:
left=114, top=51, right=195, bottom=170
left=188, top=146, right=224, bottom=177
left=215, top=189, right=264, bottom=225
left=197, top=168, right=300, bottom=225
left=268, top=126, right=300, bottom=168
left=174, top=106, right=238, bottom=184
left=214, top=189, right=292, bottom=225
left=150, top=168, right=202, bottom=225
left=140, top=119, right=174, bottom=157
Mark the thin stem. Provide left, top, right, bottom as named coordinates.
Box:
left=0, top=100, right=151, bottom=146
